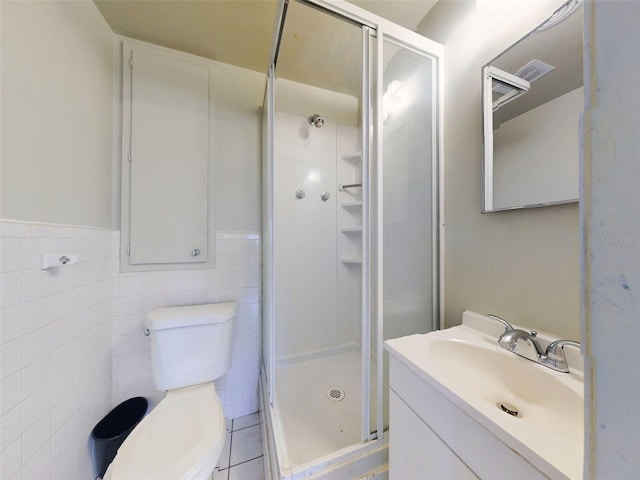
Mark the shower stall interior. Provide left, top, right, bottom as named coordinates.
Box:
left=262, top=1, right=443, bottom=478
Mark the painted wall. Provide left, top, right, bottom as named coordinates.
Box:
left=583, top=2, right=640, bottom=477
left=113, top=38, right=265, bottom=235
left=418, top=0, right=580, bottom=339
left=1, top=0, right=114, bottom=229
left=213, top=62, right=264, bottom=232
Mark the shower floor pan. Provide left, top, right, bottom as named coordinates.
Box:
left=261, top=350, right=388, bottom=479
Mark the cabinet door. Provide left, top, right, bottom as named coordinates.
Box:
left=389, top=390, right=478, bottom=480
left=129, top=48, right=209, bottom=265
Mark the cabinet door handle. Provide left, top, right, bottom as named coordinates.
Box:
left=192, top=249, right=200, bottom=256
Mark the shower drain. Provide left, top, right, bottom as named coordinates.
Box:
left=327, top=387, right=346, bottom=402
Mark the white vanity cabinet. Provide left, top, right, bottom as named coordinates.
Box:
left=389, top=389, right=477, bottom=479
left=388, top=355, right=550, bottom=480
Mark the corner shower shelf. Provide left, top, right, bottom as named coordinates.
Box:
left=340, top=256, right=363, bottom=264
left=341, top=201, right=363, bottom=209
left=341, top=151, right=362, bottom=164
left=341, top=226, right=363, bottom=233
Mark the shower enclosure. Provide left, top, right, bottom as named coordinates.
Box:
left=262, top=1, right=443, bottom=477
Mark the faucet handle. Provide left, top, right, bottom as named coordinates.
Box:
left=542, top=340, right=581, bottom=373
left=488, top=314, right=514, bottom=333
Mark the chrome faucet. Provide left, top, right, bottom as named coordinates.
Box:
left=539, top=339, right=581, bottom=373
left=489, top=314, right=542, bottom=364
left=487, top=314, right=514, bottom=333
left=488, top=314, right=580, bottom=373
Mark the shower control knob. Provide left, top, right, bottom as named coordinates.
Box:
left=320, top=191, right=330, bottom=201
left=296, top=189, right=305, bottom=199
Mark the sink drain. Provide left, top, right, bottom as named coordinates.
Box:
left=497, top=401, right=522, bottom=418
left=327, top=387, right=345, bottom=402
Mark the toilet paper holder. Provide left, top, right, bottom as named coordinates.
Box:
left=41, top=252, right=78, bottom=270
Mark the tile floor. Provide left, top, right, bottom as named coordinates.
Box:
left=211, top=412, right=265, bottom=480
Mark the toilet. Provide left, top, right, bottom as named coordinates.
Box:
left=103, top=302, right=237, bottom=480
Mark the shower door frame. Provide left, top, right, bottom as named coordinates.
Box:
left=372, top=28, right=445, bottom=440
left=264, top=0, right=445, bottom=456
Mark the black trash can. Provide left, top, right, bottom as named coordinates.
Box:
left=91, top=397, right=148, bottom=478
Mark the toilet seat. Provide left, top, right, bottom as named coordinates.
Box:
left=104, top=382, right=225, bottom=480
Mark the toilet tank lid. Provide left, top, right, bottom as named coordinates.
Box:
left=146, top=302, right=237, bottom=331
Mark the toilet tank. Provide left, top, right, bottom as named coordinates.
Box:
left=145, top=302, right=237, bottom=391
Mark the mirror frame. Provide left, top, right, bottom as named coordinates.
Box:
left=482, top=66, right=531, bottom=212
left=481, top=0, right=582, bottom=213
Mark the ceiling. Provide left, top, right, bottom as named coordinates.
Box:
left=94, top=0, right=438, bottom=81
left=349, top=0, right=437, bottom=32
left=94, top=0, right=280, bottom=74
left=277, top=0, right=365, bottom=96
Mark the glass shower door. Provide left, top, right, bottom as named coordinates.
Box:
left=371, top=35, right=439, bottom=436
left=262, top=0, right=443, bottom=468
left=270, top=0, right=367, bottom=467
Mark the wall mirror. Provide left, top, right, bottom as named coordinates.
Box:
left=482, top=0, right=583, bottom=212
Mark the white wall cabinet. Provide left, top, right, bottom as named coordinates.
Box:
left=121, top=42, right=216, bottom=271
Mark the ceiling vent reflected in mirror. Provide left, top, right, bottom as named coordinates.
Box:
left=492, top=59, right=555, bottom=95
left=514, top=59, right=555, bottom=83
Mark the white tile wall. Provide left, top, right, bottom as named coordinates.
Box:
left=1, top=223, right=262, bottom=480
left=112, top=232, right=262, bottom=419
left=0, top=220, right=115, bottom=480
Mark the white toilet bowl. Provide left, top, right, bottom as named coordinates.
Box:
left=102, top=303, right=236, bottom=480
left=103, top=382, right=225, bottom=480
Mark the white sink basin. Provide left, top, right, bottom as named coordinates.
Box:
left=385, top=312, right=584, bottom=479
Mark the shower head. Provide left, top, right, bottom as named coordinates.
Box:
left=308, top=114, right=324, bottom=128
